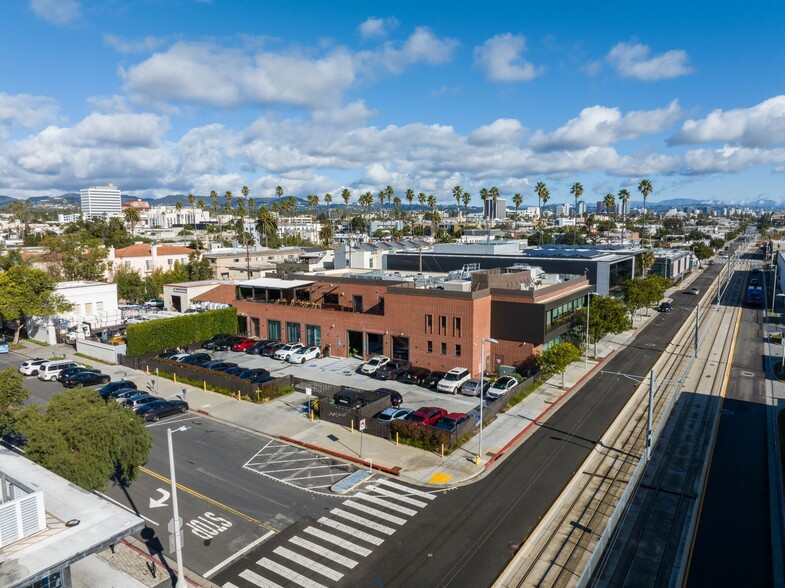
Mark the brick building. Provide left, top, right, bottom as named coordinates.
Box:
left=231, top=266, right=591, bottom=377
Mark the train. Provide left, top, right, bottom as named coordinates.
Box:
left=746, top=285, right=763, bottom=306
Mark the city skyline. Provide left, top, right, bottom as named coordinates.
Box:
left=0, top=1, right=782, bottom=204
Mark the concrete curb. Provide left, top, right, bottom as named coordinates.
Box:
left=278, top=435, right=402, bottom=476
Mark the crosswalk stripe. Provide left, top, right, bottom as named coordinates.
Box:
left=355, top=492, right=418, bottom=516
left=222, top=582, right=241, bottom=588
left=329, top=509, right=396, bottom=535
left=343, top=500, right=406, bottom=525
left=303, top=526, right=372, bottom=557
left=290, top=536, right=358, bottom=568
left=366, top=484, right=429, bottom=507
left=273, top=546, right=343, bottom=581
left=238, top=568, right=284, bottom=588
left=374, top=478, right=436, bottom=499
left=318, top=517, right=385, bottom=545
left=257, top=557, right=326, bottom=588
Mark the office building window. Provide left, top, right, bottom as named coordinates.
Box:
left=427, top=340, right=433, bottom=353
left=440, top=342, right=447, bottom=355
left=453, top=317, right=462, bottom=337
left=286, top=322, right=301, bottom=342
left=306, top=325, right=322, bottom=347
left=425, top=314, right=433, bottom=334
left=352, top=295, right=363, bottom=313
left=439, top=316, right=447, bottom=335
left=268, top=320, right=281, bottom=340
left=455, top=344, right=461, bottom=357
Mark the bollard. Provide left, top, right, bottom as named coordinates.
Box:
left=369, top=458, right=373, bottom=473
left=203, top=381, right=207, bottom=391
left=351, top=421, right=354, bottom=433
left=396, top=431, right=399, bottom=446
left=146, top=365, right=149, bottom=375
left=237, top=390, right=241, bottom=401
left=441, top=444, right=444, bottom=459
left=474, top=454, right=480, bottom=465
left=173, top=373, right=177, bottom=384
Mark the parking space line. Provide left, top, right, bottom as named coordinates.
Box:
left=289, top=536, right=358, bottom=569
left=342, top=500, right=406, bottom=525
left=303, top=527, right=372, bottom=557
left=273, top=546, right=343, bottom=581
left=257, top=558, right=325, bottom=588
left=283, top=473, right=349, bottom=481
left=317, top=517, right=384, bottom=545
left=330, top=509, right=396, bottom=535
left=263, top=465, right=348, bottom=474
left=263, top=456, right=336, bottom=465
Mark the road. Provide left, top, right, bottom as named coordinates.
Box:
left=687, top=256, right=773, bottom=586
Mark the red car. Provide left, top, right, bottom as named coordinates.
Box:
left=230, top=338, right=257, bottom=352
left=405, top=406, right=448, bottom=426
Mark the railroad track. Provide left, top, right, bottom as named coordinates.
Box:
left=496, top=262, right=745, bottom=588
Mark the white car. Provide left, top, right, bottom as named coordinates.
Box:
left=287, top=345, right=321, bottom=364
left=437, top=367, right=471, bottom=394
left=19, top=358, right=47, bottom=376
left=360, top=355, right=389, bottom=375
left=273, top=342, right=304, bottom=361
left=486, top=376, right=518, bottom=400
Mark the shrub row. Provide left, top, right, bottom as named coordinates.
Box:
left=125, top=307, right=237, bottom=357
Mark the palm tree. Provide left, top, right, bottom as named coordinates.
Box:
left=324, top=193, right=332, bottom=219
left=240, top=185, right=253, bottom=276
left=307, top=194, right=319, bottom=218
left=427, top=194, right=437, bottom=237
left=275, top=185, right=284, bottom=200
left=618, top=188, right=631, bottom=245
left=255, top=206, right=278, bottom=249
left=417, top=192, right=427, bottom=236
left=385, top=185, right=394, bottom=211
left=360, top=191, right=373, bottom=233
left=452, top=185, right=463, bottom=218
left=570, top=182, right=583, bottom=245
left=638, top=178, right=653, bottom=248
left=603, top=193, right=616, bottom=243
left=535, top=181, right=549, bottom=245
left=479, top=186, right=490, bottom=228
left=197, top=198, right=208, bottom=249
left=319, top=222, right=333, bottom=247
left=124, top=206, right=140, bottom=238
left=175, top=201, right=183, bottom=226
left=393, top=196, right=402, bottom=221
left=404, top=189, right=415, bottom=235
left=377, top=190, right=386, bottom=212
left=210, top=190, right=223, bottom=243
left=187, top=193, right=196, bottom=228
left=512, top=193, right=523, bottom=233
left=341, top=188, right=351, bottom=219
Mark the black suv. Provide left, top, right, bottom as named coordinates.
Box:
left=659, top=302, right=672, bottom=313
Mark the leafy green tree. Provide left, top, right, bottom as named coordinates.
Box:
left=0, top=266, right=72, bottom=343
left=16, top=389, right=153, bottom=491
left=558, top=228, right=586, bottom=245
left=124, top=206, right=141, bottom=237
left=581, top=295, right=631, bottom=357
left=693, top=242, right=714, bottom=260
left=255, top=206, right=278, bottom=248
left=114, top=265, right=146, bottom=303
left=0, top=368, right=29, bottom=436
left=0, top=250, right=25, bottom=270
left=187, top=251, right=213, bottom=281
left=710, top=237, right=726, bottom=249
left=537, top=341, right=582, bottom=388
left=622, top=278, right=648, bottom=323
left=42, top=233, right=107, bottom=281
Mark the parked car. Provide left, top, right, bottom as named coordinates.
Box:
left=123, top=394, right=158, bottom=412
left=57, top=366, right=98, bottom=383
left=231, top=338, right=258, bottom=352
left=19, top=358, right=47, bottom=376
left=375, top=360, right=411, bottom=380
left=142, top=400, right=189, bottom=422
left=134, top=398, right=169, bottom=415
left=398, top=367, right=431, bottom=385
left=214, top=336, right=243, bottom=351
left=167, top=353, right=192, bottom=362
left=287, top=345, right=321, bottom=364
left=461, top=378, right=491, bottom=397
left=202, top=334, right=234, bottom=350
left=375, top=407, right=413, bottom=422
left=145, top=299, right=164, bottom=309
left=98, top=380, right=137, bottom=399
left=436, top=368, right=472, bottom=394
left=259, top=341, right=284, bottom=357
left=658, top=302, right=672, bottom=313
left=209, top=362, right=239, bottom=372
left=689, top=287, right=700, bottom=296
left=422, top=371, right=446, bottom=389
left=373, top=388, right=403, bottom=407
left=487, top=376, right=518, bottom=399
left=63, top=371, right=110, bottom=388
left=37, top=360, right=83, bottom=382
left=333, top=390, right=366, bottom=408
left=251, top=375, right=275, bottom=385
left=360, top=355, right=390, bottom=375
left=406, top=406, right=448, bottom=426
left=223, top=367, right=246, bottom=377
left=273, top=342, right=304, bottom=361
left=246, top=340, right=276, bottom=355
left=156, top=351, right=178, bottom=359
left=108, top=388, right=143, bottom=403
left=750, top=278, right=760, bottom=287
left=434, top=412, right=470, bottom=431
left=179, top=353, right=211, bottom=365
left=238, top=368, right=270, bottom=381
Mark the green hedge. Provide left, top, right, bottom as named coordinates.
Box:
left=125, top=307, right=238, bottom=357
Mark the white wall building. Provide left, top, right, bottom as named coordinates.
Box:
left=146, top=205, right=211, bottom=228
left=107, top=243, right=195, bottom=278
left=80, top=184, right=122, bottom=219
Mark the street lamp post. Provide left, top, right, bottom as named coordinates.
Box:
left=477, top=337, right=498, bottom=463
left=584, top=291, right=599, bottom=369
left=168, top=425, right=191, bottom=585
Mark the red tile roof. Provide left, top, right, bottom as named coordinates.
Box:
left=191, top=284, right=237, bottom=304
left=114, top=244, right=194, bottom=258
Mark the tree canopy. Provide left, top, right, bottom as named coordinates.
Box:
left=15, top=389, right=153, bottom=491
left=537, top=341, right=582, bottom=388
left=581, top=295, right=631, bottom=357
left=0, top=265, right=73, bottom=342
left=0, top=368, right=29, bottom=436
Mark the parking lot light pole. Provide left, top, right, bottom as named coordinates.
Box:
left=477, top=337, right=498, bottom=463
left=168, top=425, right=191, bottom=585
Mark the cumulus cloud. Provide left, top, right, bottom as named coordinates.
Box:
left=670, top=96, right=785, bottom=147
left=683, top=145, right=785, bottom=174
left=366, top=27, right=459, bottom=74
left=358, top=17, right=398, bottom=40
left=104, top=33, right=165, bottom=54
left=473, top=33, right=543, bottom=82
left=468, top=119, right=525, bottom=145
left=0, top=93, right=59, bottom=127
left=531, top=100, right=682, bottom=150
left=29, top=0, right=80, bottom=25
left=592, top=41, right=692, bottom=81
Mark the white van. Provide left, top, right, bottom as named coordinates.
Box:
left=37, top=360, right=82, bottom=382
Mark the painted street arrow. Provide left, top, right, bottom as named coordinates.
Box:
left=149, top=487, right=171, bottom=509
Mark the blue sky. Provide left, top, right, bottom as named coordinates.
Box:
left=0, top=0, right=783, bottom=205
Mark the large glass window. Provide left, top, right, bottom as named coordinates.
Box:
left=268, top=320, right=281, bottom=340
left=306, top=324, right=322, bottom=347
left=425, top=314, right=433, bottom=334
left=286, top=322, right=301, bottom=342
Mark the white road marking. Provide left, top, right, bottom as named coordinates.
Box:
left=317, top=517, right=385, bottom=545
left=145, top=415, right=200, bottom=428
left=203, top=530, right=276, bottom=578
left=366, top=485, right=429, bottom=507
left=354, top=492, right=418, bottom=516
left=222, top=582, right=241, bottom=588
left=375, top=478, right=437, bottom=499
left=303, top=526, right=372, bottom=557
left=95, top=492, right=159, bottom=526
left=237, top=569, right=283, bottom=588
left=343, top=500, right=406, bottom=525
left=263, top=465, right=345, bottom=474
left=289, top=536, right=358, bottom=568
left=329, top=509, right=395, bottom=535
left=284, top=472, right=349, bottom=481
left=257, top=558, right=326, bottom=588
left=273, top=546, right=343, bottom=581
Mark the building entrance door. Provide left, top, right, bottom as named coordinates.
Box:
left=391, top=336, right=409, bottom=361
left=347, top=330, right=363, bottom=358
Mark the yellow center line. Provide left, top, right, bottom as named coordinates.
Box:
left=140, top=466, right=279, bottom=534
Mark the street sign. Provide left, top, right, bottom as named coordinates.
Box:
left=167, top=516, right=183, bottom=533
left=359, top=419, right=366, bottom=431
left=168, top=529, right=184, bottom=554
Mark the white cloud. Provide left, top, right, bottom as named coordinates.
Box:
left=29, top=0, right=80, bottom=26
left=104, top=33, right=165, bottom=54
left=683, top=145, right=785, bottom=174
left=670, top=96, right=785, bottom=147
left=468, top=119, right=525, bottom=145
left=531, top=100, right=682, bottom=150
left=600, top=41, right=692, bottom=81
left=358, top=17, right=398, bottom=40
left=0, top=93, right=59, bottom=127
left=367, top=27, right=459, bottom=75
left=311, top=101, right=376, bottom=127
left=473, top=33, right=543, bottom=82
